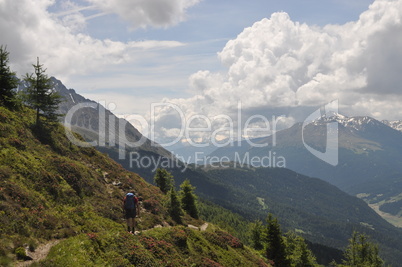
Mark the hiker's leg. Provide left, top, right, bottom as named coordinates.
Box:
left=126, top=218, right=131, bottom=232
left=125, top=209, right=130, bottom=231
left=130, top=218, right=135, bottom=231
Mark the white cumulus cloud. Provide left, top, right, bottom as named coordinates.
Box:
left=152, top=0, right=402, bottom=146
left=0, top=0, right=187, bottom=80
left=85, top=0, right=201, bottom=29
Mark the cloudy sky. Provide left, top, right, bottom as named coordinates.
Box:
left=2, top=0, right=402, bottom=145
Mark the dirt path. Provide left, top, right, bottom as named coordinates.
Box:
left=15, top=240, right=61, bottom=267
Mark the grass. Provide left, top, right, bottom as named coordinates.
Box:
left=38, top=226, right=269, bottom=267
left=0, top=106, right=270, bottom=266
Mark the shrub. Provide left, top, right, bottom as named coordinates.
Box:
left=15, top=247, right=26, bottom=260
left=203, top=230, right=243, bottom=249
left=170, top=227, right=188, bottom=249
left=142, top=198, right=161, bottom=215
left=204, top=232, right=227, bottom=249
left=215, top=230, right=243, bottom=248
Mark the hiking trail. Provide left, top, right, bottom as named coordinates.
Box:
left=15, top=239, right=61, bottom=267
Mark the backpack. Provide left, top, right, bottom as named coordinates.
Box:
left=124, top=193, right=136, bottom=209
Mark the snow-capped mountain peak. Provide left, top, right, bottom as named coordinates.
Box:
left=313, top=113, right=384, bottom=132
left=382, top=120, right=402, bottom=132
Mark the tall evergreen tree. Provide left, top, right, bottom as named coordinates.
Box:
left=249, top=220, right=264, bottom=250
left=0, top=45, right=18, bottom=109
left=154, top=168, right=174, bottom=194
left=168, top=187, right=183, bottom=224
left=340, top=232, right=383, bottom=267
left=285, top=232, right=318, bottom=267
left=263, top=214, right=289, bottom=267
left=24, top=57, right=62, bottom=127
left=179, top=179, right=199, bottom=219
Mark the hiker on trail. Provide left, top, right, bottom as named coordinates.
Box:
left=123, top=191, right=140, bottom=233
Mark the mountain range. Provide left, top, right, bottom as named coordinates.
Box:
left=210, top=114, right=402, bottom=224
left=33, top=77, right=402, bottom=265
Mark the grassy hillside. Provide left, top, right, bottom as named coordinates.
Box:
left=38, top=224, right=266, bottom=266
left=0, top=106, right=268, bottom=266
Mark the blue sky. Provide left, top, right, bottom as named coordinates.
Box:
left=2, top=0, right=402, bottom=144
left=48, top=0, right=374, bottom=113
left=79, top=0, right=374, bottom=42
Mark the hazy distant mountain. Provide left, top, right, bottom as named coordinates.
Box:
left=210, top=114, right=402, bottom=223
left=211, top=114, right=402, bottom=188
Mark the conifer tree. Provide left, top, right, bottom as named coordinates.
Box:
left=250, top=220, right=264, bottom=250
left=0, top=45, right=18, bottom=109
left=24, top=58, right=62, bottom=127
left=168, top=187, right=183, bottom=224
left=285, top=231, right=318, bottom=266
left=179, top=179, right=199, bottom=219
left=263, top=214, right=289, bottom=267
left=154, top=168, right=174, bottom=194
left=340, top=232, right=383, bottom=267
